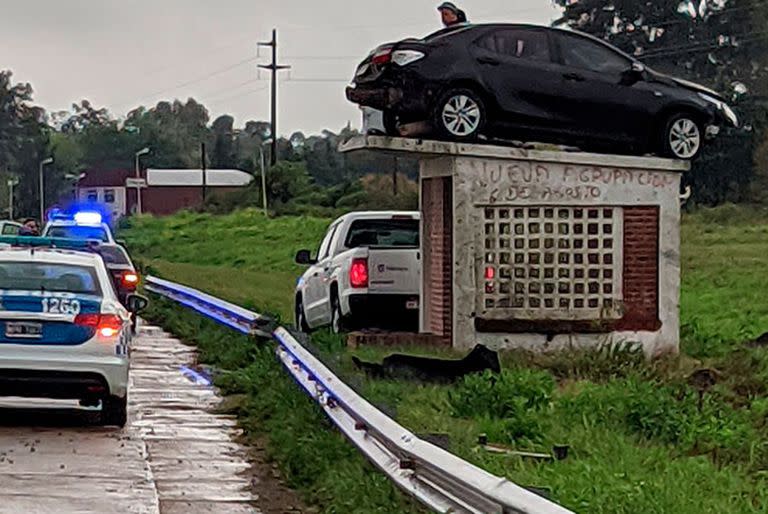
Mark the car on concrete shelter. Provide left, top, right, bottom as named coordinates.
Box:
left=346, top=23, right=738, bottom=160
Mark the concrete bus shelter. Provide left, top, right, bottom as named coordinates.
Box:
left=340, top=136, right=689, bottom=357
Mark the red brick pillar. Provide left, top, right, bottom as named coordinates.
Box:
left=422, top=177, right=453, bottom=340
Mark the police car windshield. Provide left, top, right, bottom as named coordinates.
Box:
left=46, top=225, right=109, bottom=242
left=0, top=262, right=101, bottom=295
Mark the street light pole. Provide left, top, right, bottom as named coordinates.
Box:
left=39, top=157, right=53, bottom=223
left=7, top=179, right=18, bottom=220
left=134, top=147, right=150, bottom=215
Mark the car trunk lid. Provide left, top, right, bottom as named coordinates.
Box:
left=0, top=291, right=102, bottom=345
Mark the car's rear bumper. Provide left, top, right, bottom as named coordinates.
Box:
left=344, top=293, right=420, bottom=331
left=347, top=79, right=431, bottom=117
left=0, top=355, right=129, bottom=399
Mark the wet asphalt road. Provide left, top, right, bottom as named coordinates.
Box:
left=0, top=324, right=259, bottom=514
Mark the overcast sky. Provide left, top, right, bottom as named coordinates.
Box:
left=0, top=0, right=561, bottom=136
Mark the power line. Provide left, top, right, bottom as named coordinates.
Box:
left=206, top=85, right=269, bottom=107
left=115, top=55, right=259, bottom=111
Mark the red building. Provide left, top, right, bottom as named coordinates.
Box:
left=75, top=168, right=254, bottom=219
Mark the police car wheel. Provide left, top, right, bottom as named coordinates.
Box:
left=101, top=395, right=127, bottom=427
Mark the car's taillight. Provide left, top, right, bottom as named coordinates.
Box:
left=122, top=271, right=139, bottom=289
left=391, top=50, right=425, bottom=66
left=371, top=48, right=392, bottom=65
left=75, top=313, right=122, bottom=338
left=350, top=258, right=369, bottom=288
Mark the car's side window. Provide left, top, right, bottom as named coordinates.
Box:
left=2, top=224, right=19, bottom=235
left=557, top=33, right=630, bottom=74
left=317, top=224, right=339, bottom=262
left=477, top=29, right=551, bottom=62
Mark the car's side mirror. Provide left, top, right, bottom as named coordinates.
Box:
left=116, top=239, right=128, bottom=248
left=621, top=63, right=646, bottom=85
left=295, top=249, right=316, bottom=265
left=126, top=293, right=149, bottom=313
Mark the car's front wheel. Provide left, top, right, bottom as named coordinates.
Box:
left=661, top=113, right=703, bottom=160
left=295, top=298, right=311, bottom=333
left=101, top=395, right=127, bottom=427
left=433, top=88, right=486, bottom=141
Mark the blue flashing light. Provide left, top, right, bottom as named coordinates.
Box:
left=0, top=236, right=101, bottom=251
left=73, top=211, right=103, bottom=225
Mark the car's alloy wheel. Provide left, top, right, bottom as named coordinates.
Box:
left=442, top=95, right=481, bottom=136
left=665, top=115, right=702, bottom=160
left=434, top=88, right=485, bottom=141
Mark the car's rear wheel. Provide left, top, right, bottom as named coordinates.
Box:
left=433, top=88, right=485, bottom=141
left=382, top=110, right=400, bottom=137
left=661, top=113, right=703, bottom=160
left=330, top=294, right=348, bottom=334
left=101, top=395, right=127, bottom=427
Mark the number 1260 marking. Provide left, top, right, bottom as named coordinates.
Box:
left=42, top=298, right=81, bottom=315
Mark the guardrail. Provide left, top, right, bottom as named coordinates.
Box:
left=145, top=275, right=574, bottom=514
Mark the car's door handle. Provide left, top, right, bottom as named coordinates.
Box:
left=563, top=72, right=585, bottom=82
left=477, top=56, right=500, bottom=66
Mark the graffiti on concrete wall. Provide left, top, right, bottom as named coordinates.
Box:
left=472, top=161, right=678, bottom=204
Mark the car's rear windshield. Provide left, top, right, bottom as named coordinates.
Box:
left=99, top=246, right=131, bottom=266
left=345, top=219, right=419, bottom=248
left=0, top=262, right=101, bottom=295
left=45, top=225, right=109, bottom=242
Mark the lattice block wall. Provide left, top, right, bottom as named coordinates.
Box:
left=480, top=206, right=624, bottom=320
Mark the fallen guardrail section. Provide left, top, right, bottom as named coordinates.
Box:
left=145, top=275, right=574, bottom=514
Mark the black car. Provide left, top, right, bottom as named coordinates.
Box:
left=346, top=24, right=738, bottom=160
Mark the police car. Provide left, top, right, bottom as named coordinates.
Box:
left=42, top=211, right=115, bottom=243
left=0, top=236, right=147, bottom=426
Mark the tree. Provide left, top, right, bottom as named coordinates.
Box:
left=553, top=0, right=768, bottom=204
left=0, top=70, right=49, bottom=218
left=210, top=115, right=236, bottom=168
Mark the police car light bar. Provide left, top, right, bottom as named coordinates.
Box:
left=73, top=211, right=102, bottom=225
left=0, top=236, right=102, bottom=251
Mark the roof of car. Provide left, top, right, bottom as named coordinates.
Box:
left=334, top=211, right=421, bottom=224
left=0, top=247, right=103, bottom=266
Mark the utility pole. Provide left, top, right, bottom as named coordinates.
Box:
left=7, top=178, right=18, bottom=220
left=258, top=29, right=290, bottom=166
left=201, top=142, right=207, bottom=204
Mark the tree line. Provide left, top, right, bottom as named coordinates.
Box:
left=1, top=0, right=766, bottom=217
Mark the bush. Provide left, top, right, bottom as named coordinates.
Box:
left=448, top=369, right=554, bottom=442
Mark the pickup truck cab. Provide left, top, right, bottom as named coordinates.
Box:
left=295, top=211, right=420, bottom=333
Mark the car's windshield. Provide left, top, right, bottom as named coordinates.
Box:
left=0, top=261, right=101, bottom=295
left=345, top=219, right=419, bottom=248
left=45, top=225, right=109, bottom=242
left=99, top=245, right=131, bottom=266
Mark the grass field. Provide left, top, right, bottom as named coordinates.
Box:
left=122, top=204, right=768, bottom=514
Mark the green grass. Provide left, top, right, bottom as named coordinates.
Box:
left=123, top=205, right=768, bottom=514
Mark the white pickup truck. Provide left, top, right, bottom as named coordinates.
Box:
left=294, top=211, right=420, bottom=333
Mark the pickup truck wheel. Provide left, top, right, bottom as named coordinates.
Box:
left=101, top=395, right=127, bottom=428
left=295, top=299, right=311, bottom=333
left=331, top=296, right=347, bottom=334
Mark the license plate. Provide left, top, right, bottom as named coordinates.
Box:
left=5, top=322, right=43, bottom=339
left=406, top=299, right=419, bottom=310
